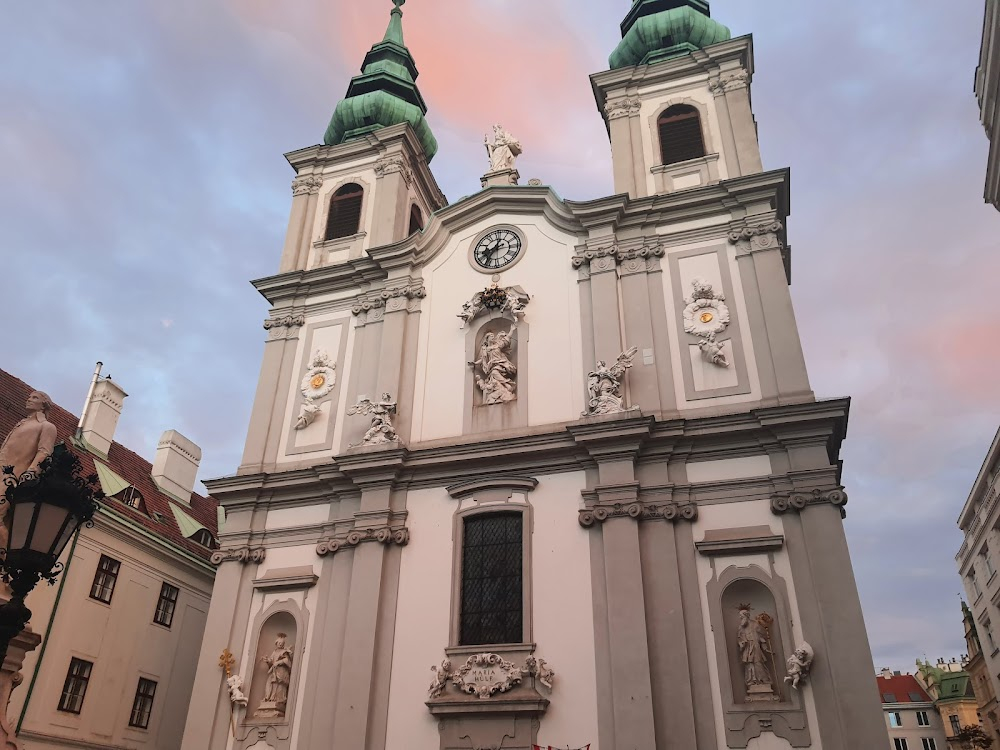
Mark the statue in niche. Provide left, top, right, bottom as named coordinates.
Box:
left=254, top=633, right=294, bottom=718
left=736, top=604, right=779, bottom=701
left=484, top=124, right=522, bottom=173
left=348, top=393, right=399, bottom=446
left=584, top=347, right=638, bottom=416
left=0, top=391, right=57, bottom=550
left=470, top=324, right=517, bottom=405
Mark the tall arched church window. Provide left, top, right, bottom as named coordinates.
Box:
left=324, top=183, right=364, bottom=240
left=657, top=104, right=706, bottom=166
left=408, top=204, right=424, bottom=235
left=460, top=512, right=523, bottom=645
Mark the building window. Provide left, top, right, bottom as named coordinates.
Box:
left=657, top=104, right=706, bottom=166
left=889, top=712, right=903, bottom=728
left=950, top=715, right=961, bottom=734
left=58, top=658, right=93, bottom=714
left=117, top=486, right=145, bottom=512
left=191, top=528, right=216, bottom=549
left=89, top=555, right=120, bottom=603
left=324, top=183, right=363, bottom=240
left=128, top=678, right=157, bottom=729
left=408, top=204, right=424, bottom=235
left=894, top=739, right=908, bottom=750
left=883, top=692, right=898, bottom=702
left=922, top=739, right=937, bottom=750
left=988, top=621, right=998, bottom=652
left=460, top=512, right=523, bottom=646
left=985, top=549, right=996, bottom=578
left=917, top=710, right=930, bottom=726
left=971, top=573, right=983, bottom=598
left=153, top=583, right=179, bottom=628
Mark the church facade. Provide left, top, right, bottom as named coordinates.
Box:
left=180, top=2, right=888, bottom=748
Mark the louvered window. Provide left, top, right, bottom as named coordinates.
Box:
left=460, top=512, right=523, bottom=646
left=408, top=204, right=424, bottom=235
left=324, top=183, right=363, bottom=240
left=657, top=105, right=706, bottom=166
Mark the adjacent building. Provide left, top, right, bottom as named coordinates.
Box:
left=181, top=1, right=889, bottom=748
left=878, top=670, right=948, bottom=750
left=963, top=600, right=1000, bottom=744
left=976, top=0, right=1000, bottom=210
left=0, top=367, right=219, bottom=750
left=957, top=427, right=1000, bottom=737
left=916, top=658, right=982, bottom=748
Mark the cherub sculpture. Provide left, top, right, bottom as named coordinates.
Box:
left=784, top=643, right=814, bottom=690
left=348, top=393, right=399, bottom=446
left=428, top=659, right=453, bottom=699
left=226, top=674, right=248, bottom=707
left=585, top=346, right=639, bottom=415
left=698, top=332, right=730, bottom=367
left=294, top=399, right=322, bottom=430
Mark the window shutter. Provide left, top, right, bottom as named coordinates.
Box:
left=325, top=184, right=364, bottom=240
left=658, top=106, right=706, bottom=166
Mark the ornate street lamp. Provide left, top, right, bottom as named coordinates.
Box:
left=0, top=444, right=102, bottom=662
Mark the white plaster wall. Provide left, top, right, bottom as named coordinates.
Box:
left=693, top=500, right=823, bottom=750
left=660, top=240, right=763, bottom=411
left=411, top=215, right=586, bottom=442
left=636, top=72, right=730, bottom=196
left=275, top=311, right=356, bottom=465
left=385, top=472, right=597, bottom=749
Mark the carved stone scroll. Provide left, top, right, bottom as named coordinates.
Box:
left=579, top=500, right=698, bottom=527
left=452, top=653, right=524, bottom=700
left=771, top=488, right=848, bottom=517
left=211, top=547, right=267, bottom=566
left=315, top=526, right=409, bottom=557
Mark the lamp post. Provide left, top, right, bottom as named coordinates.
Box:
left=0, top=444, right=101, bottom=664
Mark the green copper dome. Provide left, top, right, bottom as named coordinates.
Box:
left=609, top=0, right=731, bottom=70
left=324, top=0, right=438, bottom=161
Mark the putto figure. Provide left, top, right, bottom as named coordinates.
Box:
left=784, top=643, right=814, bottom=689
left=348, top=393, right=399, bottom=446
left=428, top=659, right=453, bottom=699
left=484, top=124, right=522, bottom=173
left=254, top=633, right=294, bottom=718
left=226, top=674, right=248, bottom=707
left=470, top=324, right=517, bottom=404
left=584, top=347, right=638, bottom=415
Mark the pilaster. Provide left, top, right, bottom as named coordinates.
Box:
left=716, top=70, right=763, bottom=176
left=604, top=96, right=644, bottom=199
left=279, top=175, right=323, bottom=273
left=371, top=155, right=413, bottom=246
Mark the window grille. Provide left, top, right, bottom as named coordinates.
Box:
left=128, top=677, right=157, bottom=729
left=90, top=555, right=120, bottom=603
left=408, top=204, right=424, bottom=235
left=325, top=183, right=363, bottom=240
left=58, top=658, right=92, bottom=713
left=657, top=105, right=706, bottom=166
left=460, top=512, right=523, bottom=646
left=154, top=583, right=179, bottom=628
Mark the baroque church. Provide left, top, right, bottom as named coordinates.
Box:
left=180, top=1, right=888, bottom=748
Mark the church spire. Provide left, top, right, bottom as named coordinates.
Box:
left=323, top=0, right=438, bottom=161
left=609, top=0, right=731, bottom=70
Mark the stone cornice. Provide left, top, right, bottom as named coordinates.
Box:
left=770, top=488, right=848, bottom=518
left=579, top=497, right=698, bottom=527
left=446, top=475, right=539, bottom=500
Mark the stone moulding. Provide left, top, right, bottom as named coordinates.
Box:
left=708, top=69, right=750, bottom=96
left=579, top=500, right=698, bottom=527
left=211, top=546, right=267, bottom=566
left=770, top=488, right=848, bottom=518
left=263, top=314, right=306, bottom=341
left=290, top=175, right=324, bottom=196
left=603, top=96, right=641, bottom=119
left=315, top=525, right=409, bottom=557
left=351, top=283, right=426, bottom=324
left=728, top=221, right=784, bottom=253
left=571, top=243, right=665, bottom=279
left=373, top=154, right=414, bottom=188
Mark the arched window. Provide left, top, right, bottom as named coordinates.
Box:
left=192, top=528, right=216, bottom=549
left=459, top=512, right=523, bottom=645
left=408, top=204, right=424, bottom=235
left=324, top=183, right=364, bottom=240
left=657, top=104, right=706, bottom=166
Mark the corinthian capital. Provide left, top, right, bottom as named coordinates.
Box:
left=604, top=97, right=641, bottom=120
left=291, top=175, right=324, bottom=196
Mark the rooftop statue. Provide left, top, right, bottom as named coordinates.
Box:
left=485, top=124, right=522, bottom=173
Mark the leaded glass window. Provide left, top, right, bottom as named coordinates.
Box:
left=460, top=512, right=523, bottom=646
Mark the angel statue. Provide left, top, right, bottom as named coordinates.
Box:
left=584, top=346, right=639, bottom=416
left=484, top=124, right=522, bottom=173
left=784, top=643, right=814, bottom=689
left=226, top=674, right=248, bottom=707
left=348, top=393, right=399, bottom=446
left=470, top=324, right=517, bottom=405
left=428, top=659, right=453, bottom=699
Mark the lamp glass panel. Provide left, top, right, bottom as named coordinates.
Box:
left=9, top=502, right=41, bottom=551
left=32, top=504, right=74, bottom=556
left=54, top=519, right=78, bottom=560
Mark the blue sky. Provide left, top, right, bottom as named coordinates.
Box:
left=2, top=1, right=998, bottom=670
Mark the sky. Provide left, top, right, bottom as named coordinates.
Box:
left=2, top=1, right=998, bottom=672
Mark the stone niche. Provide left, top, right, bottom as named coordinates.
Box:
left=721, top=579, right=789, bottom=706
left=465, top=311, right=529, bottom=434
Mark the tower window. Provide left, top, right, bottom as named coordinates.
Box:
left=408, top=204, right=424, bottom=235
left=460, top=512, right=523, bottom=646
left=324, top=183, right=364, bottom=240
left=657, top=104, right=706, bottom=166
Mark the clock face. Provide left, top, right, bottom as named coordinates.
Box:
left=473, top=229, right=522, bottom=270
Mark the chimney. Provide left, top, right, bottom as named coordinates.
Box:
left=151, top=430, right=202, bottom=504
left=881, top=668, right=893, bottom=679
left=79, top=377, right=128, bottom=458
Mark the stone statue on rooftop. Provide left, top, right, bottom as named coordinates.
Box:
left=485, top=124, right=522, bottom=173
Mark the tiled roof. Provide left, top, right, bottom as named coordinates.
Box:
left=0, top=368, right=218, bottom=563
left=877, top=673, right=932, bottom=704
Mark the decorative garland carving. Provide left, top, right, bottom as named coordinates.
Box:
left=295, top=350, right=336, bottom=430
left=579, top=500, right=698, bottom=527
left=708, top=69, right=750, bottom=96
left=770, top=488, right=848, bottom=517
left=728, top=221, right=784, bottom=254
left=374, top=155, right=414, bottom=188
left=211, top=546, right=267, bottom=566
left=604, top=97, right=641, bottom=120
left=458, top=284, right=529, bottom=327
left=428, top=653, right=555, bottom=700
left=315, top=526, right=409, bottom=557
left=683, top=279, right=731, bottom=368
left=291, top=175, right=324, bottom=196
